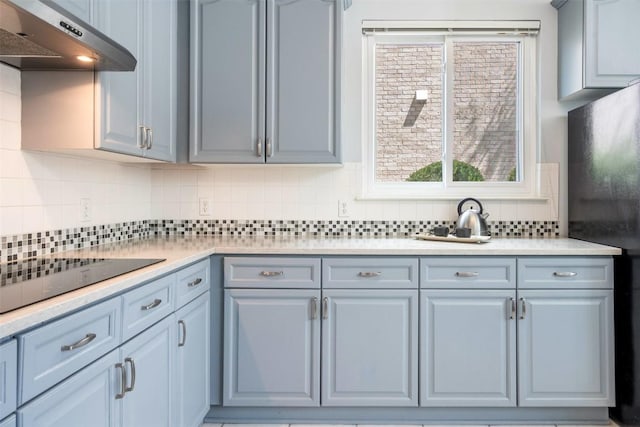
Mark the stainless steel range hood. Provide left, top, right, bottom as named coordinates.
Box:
left=0, top=0, right=136, bottom=71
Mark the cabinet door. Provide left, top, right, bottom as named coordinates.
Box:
left=18, top=350, right=119, bottom=427
left=322, top=290, right=418, bottom=406
left=94, top=0, right=143, bottom=156
left=141, top=0, right=177, bottom=162
left=0, top=415, right=15, bottom=427
left=119, top=315, right=175, bottom=427
left=50, top=0, right=93, bottom=22
left=420, top=290, right=517, bottom=407
left=585, top=0, right=640, bottom=88
left=223, top=289, right=320, bottom=406
left=191, top=0, right=265, bottom=163
left=176, top=293, right=210, bottom=427
left=0, top=340, right=16, bottom=420
left=266, top=0, right=340, bottom=163
left=517, top=289, right=615, bottom=407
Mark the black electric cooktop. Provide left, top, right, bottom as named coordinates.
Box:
left=0, top=258, right=165, bottom=314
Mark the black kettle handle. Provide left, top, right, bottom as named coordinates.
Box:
left=457, top=198, right=483, bottom=215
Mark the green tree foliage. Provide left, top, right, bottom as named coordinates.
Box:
left=406, top=160, right=485, bottom=182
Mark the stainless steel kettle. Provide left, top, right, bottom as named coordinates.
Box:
left=456, top=198, right=491, bottom=236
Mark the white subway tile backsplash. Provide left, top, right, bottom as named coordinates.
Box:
left=0, top=65, right=20, bottom=95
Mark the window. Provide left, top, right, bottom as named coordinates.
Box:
left=362, top=21, right=540, bottom=199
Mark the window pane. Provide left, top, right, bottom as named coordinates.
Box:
left=452, top=41, right=519, bottom=182
left=374, top=43, right=444, bottom=183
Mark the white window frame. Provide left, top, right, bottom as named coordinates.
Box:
left=361, top=21, right=540, bottom=200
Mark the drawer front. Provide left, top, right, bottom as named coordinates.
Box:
left=122, top=274, right=175, bottom=341
left=421, top=257, right=516, bottom=289
left=323, top=258, right=418, bottom=289
left=518, top=257, right=613, bottom=289
left=224, top=257, right=320, bottom=289
left=0, top=339, right=17, bottom=419
left=176, top=258, right=210, bottom=308
left=19, top=297, right=121, bottom=404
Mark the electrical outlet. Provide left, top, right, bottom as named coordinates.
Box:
left=199, top=198, right=212, bottom=216
left=338, top=199, right=350, bottom=218
left=80, top=198, right=91, bottom=222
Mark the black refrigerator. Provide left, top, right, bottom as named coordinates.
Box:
left=568, top=81, right=640, bottom=425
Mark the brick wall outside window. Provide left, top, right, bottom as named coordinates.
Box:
left=375, top=42, right=518, bottom=182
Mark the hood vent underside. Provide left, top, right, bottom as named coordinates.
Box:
left=0, top=0, right=136, bottom=71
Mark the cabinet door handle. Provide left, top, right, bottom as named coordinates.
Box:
left=553, top=271, right=577, bottom=278
left=188, top=277, right=203, bottom=287
left=124, top=357, right=136, bottom=392
left=260, top=271, right=283, bottom=277
left=115, top=362, right=126, bottom=399
left=509, top=298, right=516, bottom=320
left=178, top=320, right=187, bottom=347
left=311, top=297, right=318, bottom=320
left=257, top=138, right=263, bottom=157
left=145, top=127, right=153, bottom=149
left=455, top=271, right=479, bottom=278
left=322, top=297, right=329, bottom=320
left=61, top=333, right=96, bottom=352
left=141, top=298, right=162, bottom=311
left=519, top=298, right=526, bottom=319
left=138, top=125, right=147, bottom=149
left=266, top=138, right=273, bottom=157
left=358, top=271, right=382, bottom=278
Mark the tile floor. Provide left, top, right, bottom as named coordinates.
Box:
left=202, top=423, right=618, bottom=427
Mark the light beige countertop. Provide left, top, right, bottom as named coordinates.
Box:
left=0, top=236, right=621, bottom=337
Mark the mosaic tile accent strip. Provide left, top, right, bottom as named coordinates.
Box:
left=1, top=219, right=559, bottom=263
left=0, top=221, right=152, bottom=263
left=151, top=219, right=560, bottom=239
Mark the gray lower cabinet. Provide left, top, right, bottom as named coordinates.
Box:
left=119, top=315, right=175, bottom=427
left=517, top=289, right=615, bottom=407
left=223, top=289, right=321, bottom=406
left=191, top=0, right=340, bottom=163
left=0, top=416, right=15, bottom=427
left=14, top=258, right=211, bottom=427
left=555, top=0, right=640, bottom=101
left=321, top=289, right=418, bottom=406
left=95, top=0, right=177, bottom=161
left=0, top=340, right=16, bottom=421
left=420, top=290, right=517, bottom=407
left=175, top=292, right=211, bottom=427
left=18, top=350, right=120, bottom=427
left=17, top=317, right=175, bottom=427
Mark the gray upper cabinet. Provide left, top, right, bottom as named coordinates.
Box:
left=50, top=0, right=93, bottom=22
left=96, top=0, right=177, bottom=161
left=21, top=0, right=178, bottom=162
left=191, top=0, right=341, bottom=163
left=555, top=0, right=640, bottom=101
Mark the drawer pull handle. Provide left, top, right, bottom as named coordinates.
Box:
left=178, top=320, right=187, bottom=347
left=188, top=277, right=203, bottom=287
left=260, top=271, right=283, bottom=277
left=61, top=333, right=96, bottom=352
left=553, top=271, right=577, bottom=278
left=520, top=298, right=526, bottom=320
left=311, top=297, right=318, bottom=320
left=141, top=298, right=162, bottom=311
left=510, top=298, right=516, bottom=320
left=115, top=362, right=126, bottom=399
left=322, top=297, right=329, bottom=320
left=358, top=271, right=382, bottom=278
left=125, top=357, right=136, bottom=392
left=456, top=271, right=479, bottom=278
